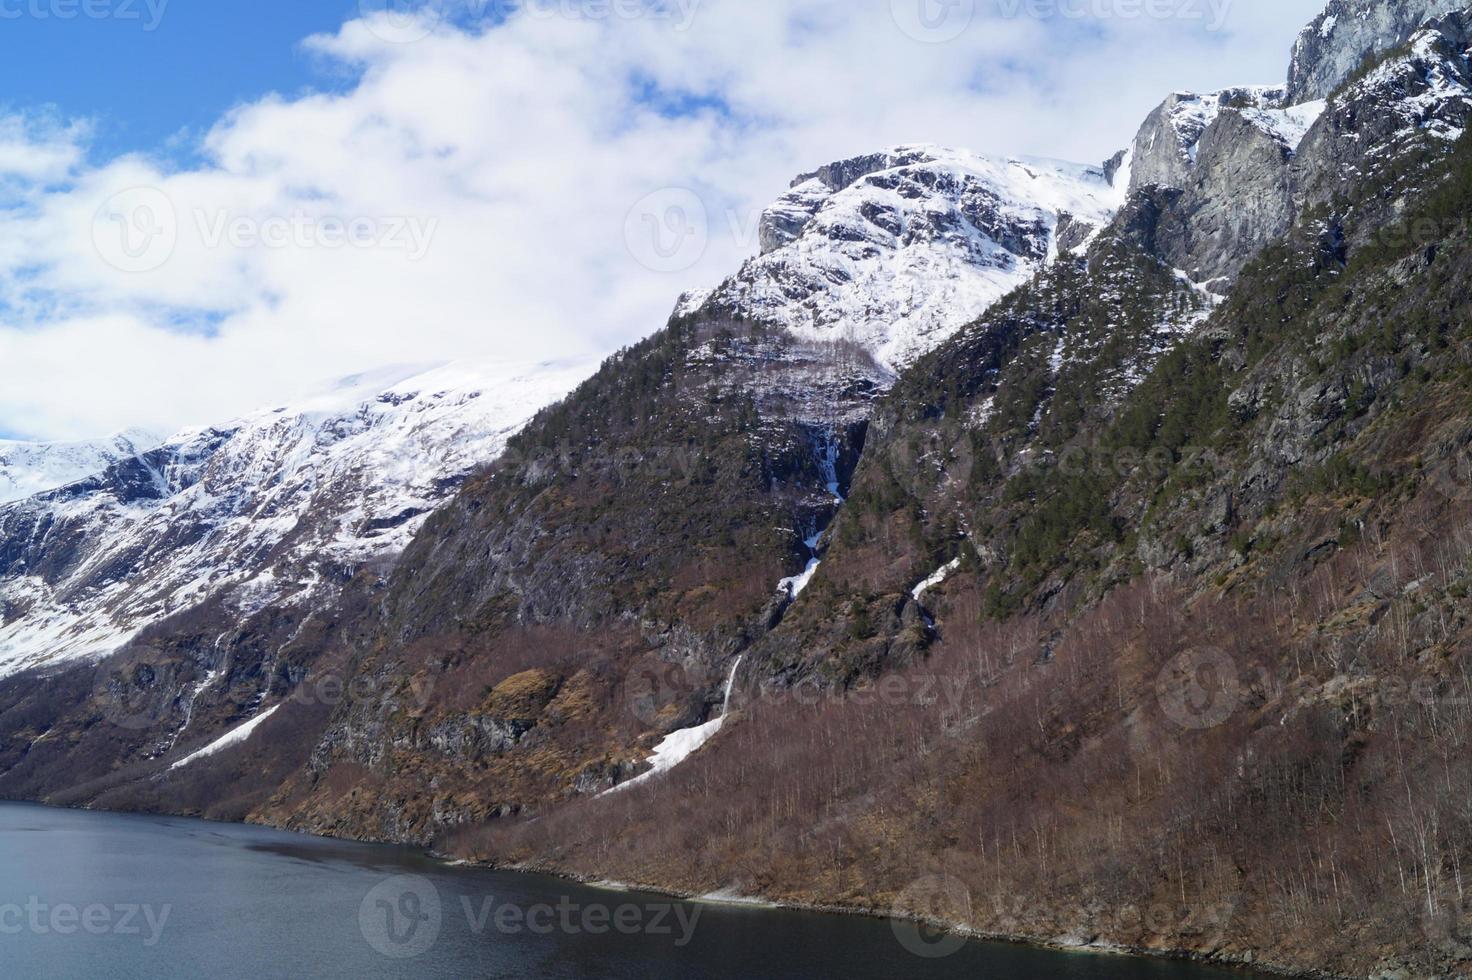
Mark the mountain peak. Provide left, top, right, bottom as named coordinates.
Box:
left=681, top=144, right=1118, bottom=371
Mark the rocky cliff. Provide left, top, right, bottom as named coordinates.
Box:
left=1287, top=0, right=1468, bottom=102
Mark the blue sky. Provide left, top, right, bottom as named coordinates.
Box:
left=0, top=1, right=362, bottom=162
left=0, top=0, right=1328, bottom=442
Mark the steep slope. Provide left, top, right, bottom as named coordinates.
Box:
left=464, top=105, right=1472, bottom=980
left=6, top=1, right=1472, bottom=975
left=0, top=430, right=159, bottom=506
left=1118, top=8, right=1472, bottom=289
left=249, top=148, right=1122, bottom=839
left=0, top=141, right=1114, bottom=833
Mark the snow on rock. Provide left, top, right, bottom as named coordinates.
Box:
left=1127, top=87, right=1288, bottom=192
left=1238, top=100, right=1329, bottom=151
left=1343, top=20, right=1472, bottom=144
left=606, top=716, right=727, bottom=795
left=912, top=557, right=963, bottom=602
left=681, top=144, right=1118, bottom=371
left=0, top=429, right=159, bottom=505
left=1288, top=0, right=1467, bottom=103
left=169, top=703, right=281, bottom=771
left=778, top=530, right=824, bottom=598
left=0, top=358, right=597, bottom=678
left=696, top=889, right=779, bottom=908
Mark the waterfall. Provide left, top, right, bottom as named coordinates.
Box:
left=722, top=655, right=744, bottom=717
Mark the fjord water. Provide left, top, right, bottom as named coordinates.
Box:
left=0, top=804, right=1268, bottom=980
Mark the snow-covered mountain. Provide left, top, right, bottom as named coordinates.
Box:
left=0, top=430, right=160, bottom=506
left=0, top=359, right=595, bottom=678
left=680, top=144, right=1120, bottom=370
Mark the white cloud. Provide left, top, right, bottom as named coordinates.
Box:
left=0, top=0, right=1326, bottom=441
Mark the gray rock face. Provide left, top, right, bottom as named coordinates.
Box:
left=1118, top=10, right=1472, bottom=285
left=1126, top=87, right=1286, bottom=195
left=1287, top=0, right=1467, bottom=103
left=1293, top=11, right=1472, bottom=226
left=1157, top=108, right=1299, bottom=283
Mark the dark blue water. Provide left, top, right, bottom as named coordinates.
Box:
left=0, top=803, right=1270, bottom=979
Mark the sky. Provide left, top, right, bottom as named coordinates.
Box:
left=0, top=0, right=1327, bottom=442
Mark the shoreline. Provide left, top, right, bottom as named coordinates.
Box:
left=429, top=851, right=1335, bottom=980
left=2, top=796, right=1337, bottom=978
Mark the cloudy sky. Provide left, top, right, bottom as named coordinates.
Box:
left=0, top=0, right=1326, bottom=441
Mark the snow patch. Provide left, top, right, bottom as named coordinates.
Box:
left=169, top=703, right=281, bottom=771
left=912, top=557, right=963, bottom=602
left=697, top=889, right=778, bottom=908
left=606, top=657, right=744, bottom=795
left=1239, top=100, right=1327, bottom=151
left=0, top=429, right=160, bottom=505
